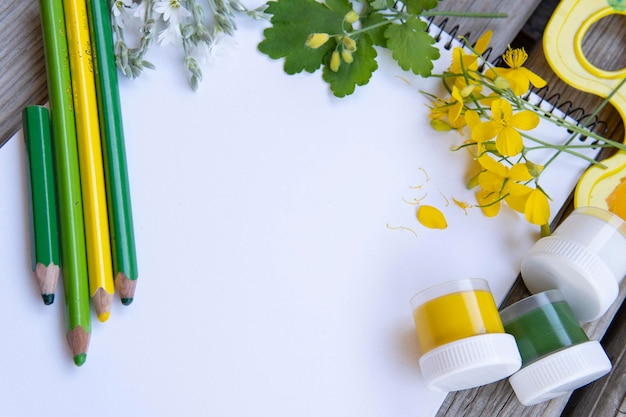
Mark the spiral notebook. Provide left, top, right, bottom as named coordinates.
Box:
left=0, top=14, right=601, bottom=417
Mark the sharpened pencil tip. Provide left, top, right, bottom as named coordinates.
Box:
left=42, top=294, right=55, bottom=305
left=73, top=353, right=87, bottom=366
left=121, top=297, right=133, bottom=306
left=97, top=311, right=111, bottom=322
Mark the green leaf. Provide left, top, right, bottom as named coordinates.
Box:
left=322, top=35, right=378, bottom=97
left=384, top=16, right=440, bottom=76
left=404, top=0, right=441, bottom=14
left=369, top=0, right=394, bottom=9
left=361, top=11, right=389, bottom=47
left=258, top=0, right=350, bottom=74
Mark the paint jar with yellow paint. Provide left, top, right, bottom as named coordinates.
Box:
left=410, top=278, right=521, bottom=392
left=521, top=206, right=626, bottom=322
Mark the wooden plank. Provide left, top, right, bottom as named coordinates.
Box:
left=433, top=0, right=542, bottom=56
left=0, top=0, right=48, bottom=148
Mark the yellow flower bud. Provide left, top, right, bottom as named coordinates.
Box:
left=460, top=84, right=475, bottom=98
left=330, top=50, right=341, bottom=72
left=494, top=76, right=510, bottom=91
left=341, top=49, right=354, bottom=64
left=344, top=10, right=359, bottom=24
left=525, top=160, right=544, bottom=178
left=343, top=36, right=357, bottom=52
left=305, top=33, right=330, bottom=49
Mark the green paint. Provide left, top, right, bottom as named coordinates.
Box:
left=86, top=0, right=139, bottom=292
left=39, top=0, right=91, bottom=336
left=502, top=299, right=588, bottom=365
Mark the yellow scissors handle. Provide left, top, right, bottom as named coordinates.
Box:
left=544, top=0, right=626, bottom=217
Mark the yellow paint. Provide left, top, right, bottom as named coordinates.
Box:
left=413, top=290, right=504, bottom=354
left=607, top=176, right=626, bottom=221
left=63, top=0, right=115, bottom=301
left=544, top=0, right=626, bottom=209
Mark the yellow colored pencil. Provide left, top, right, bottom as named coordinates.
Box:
left=62, top=0, right=114, bottom=322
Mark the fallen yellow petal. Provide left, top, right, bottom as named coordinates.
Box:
left=417, top=205, right=448, bottom=229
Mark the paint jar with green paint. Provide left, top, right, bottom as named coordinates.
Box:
left=500, top=290, right=612, bottom=406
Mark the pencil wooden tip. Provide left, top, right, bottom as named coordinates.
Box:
left=35, top=263, right=60, bottom=304
left=92, top=287, right=113, bottom=321
left=116, top=272, right=137, bottom=306
left=66, top=326, right=90, bottom=366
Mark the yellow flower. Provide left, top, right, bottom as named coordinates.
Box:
left=428, top=88, right=467, bottom=131
left=487, top=46, right=547, bottom=95
left=470, top=98, right=539, bottom=156
left=474, top=155, right=533, bottom=217
left=447, top=31, right=492, bottom=92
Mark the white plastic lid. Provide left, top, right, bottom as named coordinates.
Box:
left=509, top=341, right=611, bottom=406
left=521, top=236, right=618, bottom=322
left=419, top=333, right=521, bottom=392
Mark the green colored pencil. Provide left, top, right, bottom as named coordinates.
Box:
left=86, top=0, right=139, bottom=305
left=39, top=0, right=91, bottom=366
left=22, top=106, right=60, bottom=306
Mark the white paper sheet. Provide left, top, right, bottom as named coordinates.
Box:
left=0, top=11, right=596, bottom=417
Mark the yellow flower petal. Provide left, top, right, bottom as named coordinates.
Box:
left=472, top=121, right=499, bottom=142
left=505, top=193, right=529, bottom=214
left=520, top=67, right=547, bottom=89
left=508, top=163, right=533, bottom=182
left=496, top=126, right=523, bottom=156
left=474, top=30, right=492, bottom=55
left=477, top=154, right=507, bottom=177
left=525, top=189, right=551, bottom=225
left=477, top=171, right=505, bottom=192
left=476, top=190, right=501, bottom=217
left=491, top=98, right=513, bottom=121
left=511, top=110, right=540, bottom=130
left=417, top=205, right=448, bottom=229
left=464, top=109, right=481, bottom=129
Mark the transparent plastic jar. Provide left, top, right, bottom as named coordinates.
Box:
left=521, top=206, right=626, bottom=322
left=410, top=278, right=521, bottom=392
left=500, top=290, right=611, bottom=406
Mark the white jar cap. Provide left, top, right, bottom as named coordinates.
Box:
left=521, top=236, right=618, bottom=322
left=419, top=333, right=521, bottom=392
left=509, top=341, right=611, bottom=406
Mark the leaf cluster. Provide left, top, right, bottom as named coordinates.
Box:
left=258, top=0, right=442, bottom=97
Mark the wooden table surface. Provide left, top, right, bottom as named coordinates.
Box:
left=1, top=1, right=624, bottom=416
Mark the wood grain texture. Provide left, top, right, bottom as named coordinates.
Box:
left=0, top=0, right=48, bottom=148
